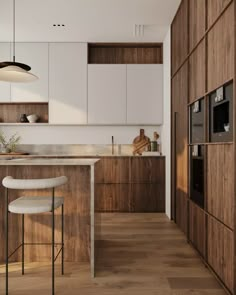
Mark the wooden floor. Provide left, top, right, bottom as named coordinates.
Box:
left=0, top=213, right=226, bottom=295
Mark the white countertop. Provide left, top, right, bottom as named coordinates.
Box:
left=0, top=158, right=100, bottom=166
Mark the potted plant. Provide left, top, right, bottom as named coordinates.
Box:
left=0, top=131, right=21, bottom=153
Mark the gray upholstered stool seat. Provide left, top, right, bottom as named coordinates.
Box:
left=3, top=175, right=68, bottom=295
left=9, top=196, right=64, bottom=214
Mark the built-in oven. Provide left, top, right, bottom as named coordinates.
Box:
left=190, top=145, right=204, bottom=209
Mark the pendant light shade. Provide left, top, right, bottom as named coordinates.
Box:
left=0, top=65, right=38, bottom=82
left=0, top=0, right=38, bottom=83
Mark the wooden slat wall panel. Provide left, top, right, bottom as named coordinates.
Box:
left=207, top=0, right=232, bottom=28
left=176, top=191, right=188, bottom=235
left=207, top=216, right=234, bottom=293
left=207, top=145, right=224, bottom=222
left=207, top=3, right=234, bottom=92
left=207, top=216, right=224, bottom=279
left=173, top=64, right=188, bottom=194
left=207, top=144, right=234, bottom=229
left=189, top=0, right=206, bottom=51
left=189, top=40, right=206, bottom=103
left=189, top=201, right=206, bottom=257
left=171, top=0, right=188, bottom=74
left=223, top=144, right=234, bottom=229
left=171, top=61, right=188, bottom=225
left=223, top=226, right=234, bottom=292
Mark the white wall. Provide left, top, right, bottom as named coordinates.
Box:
left=162, top=28, right=171, bottom=219
left=0, top=125, right=162, bottom=145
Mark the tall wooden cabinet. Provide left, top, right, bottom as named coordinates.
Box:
left=171, top=0, right=235, bottom=293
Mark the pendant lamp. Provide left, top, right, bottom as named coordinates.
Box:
left=0, top=0, right=38, bottom=82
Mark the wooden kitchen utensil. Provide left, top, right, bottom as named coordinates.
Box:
left=133, top=129, right=150, bottom=155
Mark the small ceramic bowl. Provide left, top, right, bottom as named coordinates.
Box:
left=27, top=114, right=39, bottom=123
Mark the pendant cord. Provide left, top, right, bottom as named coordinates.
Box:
left=13, top=0, right=15, bottom=62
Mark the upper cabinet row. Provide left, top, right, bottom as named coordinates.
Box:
left=0, top=43, right=163, bottom=125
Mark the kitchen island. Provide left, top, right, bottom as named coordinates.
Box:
left=0, top=158, right=99, bottom=277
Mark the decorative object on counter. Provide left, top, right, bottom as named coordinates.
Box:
left=20, top=113, right=29, bottom=123
left=133, top=129, right=150, bottom=155
left=0, top=0, right=38, bottom=83
left=27, top=114, right=39, bottom=123
left=150, top=131, right=160, bottom=152
left=224, top=123, right=230, bottom=132
left=112, top=135, right=114, bottom=155
left=0, top=131, right=21, bottom=153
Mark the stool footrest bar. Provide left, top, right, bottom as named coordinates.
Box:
left=54, top=247, right=63, bottom=262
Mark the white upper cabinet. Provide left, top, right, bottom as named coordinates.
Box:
left=127, top=64, right=163, bottom=125
left=11, top=43, right=49, bottom=102
left=88, top=65, right=127, bottom=124
left=0, top=43, right=11, bottom=102
left=49, top=43, right=87, bottom=124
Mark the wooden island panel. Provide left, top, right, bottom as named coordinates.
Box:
left=0, top=165, right=91, bottom=263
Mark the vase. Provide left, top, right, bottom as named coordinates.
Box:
left=1, top=147, right=10, bottom=153
left=20, top=114, right=28, bottom=123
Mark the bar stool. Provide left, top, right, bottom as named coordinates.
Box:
left=2, top=175, right=68, bottom=295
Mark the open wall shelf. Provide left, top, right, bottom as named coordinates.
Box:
left=88, top=43, right=163, bottom=64
left=0, top=102, right=48, bottom=124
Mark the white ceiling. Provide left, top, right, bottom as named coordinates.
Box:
left=0, top=0, right=180, bottom=42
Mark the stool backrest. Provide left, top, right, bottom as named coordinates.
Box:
left=2, top=176, right=67, bottom=190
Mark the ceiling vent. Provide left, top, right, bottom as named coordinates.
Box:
left=133, top=24, right=144, bottom=37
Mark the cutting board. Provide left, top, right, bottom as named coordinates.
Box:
left=133, top=129, right=150, bottom=155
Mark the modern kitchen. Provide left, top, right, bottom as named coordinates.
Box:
left=0, top=0, right=235, bottom=294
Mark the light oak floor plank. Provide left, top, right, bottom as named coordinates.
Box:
left=0, top=213, right=226, bottom=294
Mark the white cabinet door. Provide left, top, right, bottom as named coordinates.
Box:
left=11, top=43, right=49, bottom=102
left=0, top=43, right=11, bottom=102
left=88, top=65, right=126, bottom=124
left=49, top=43, right=87, bottom=124
left=127, top=64, right=163, bottom=125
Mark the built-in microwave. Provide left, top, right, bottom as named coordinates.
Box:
left=209, top=81, right=233, bottom=142
left=190, top=98, right=205, bottom=144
